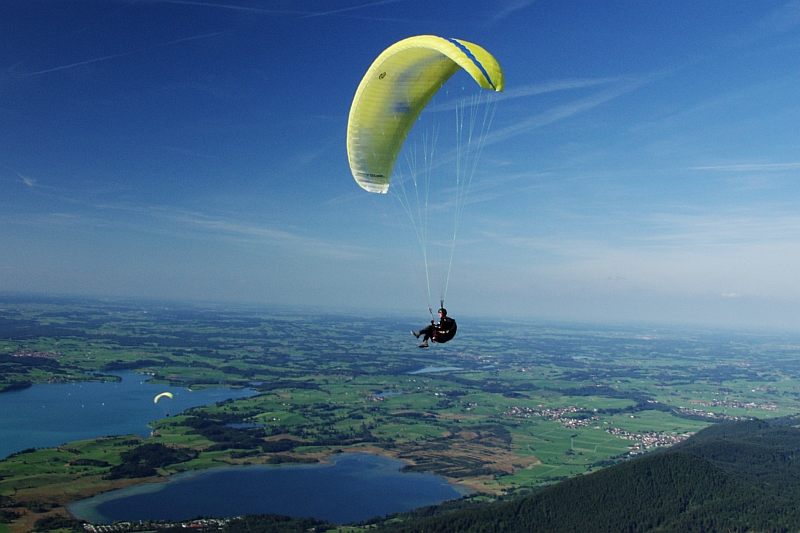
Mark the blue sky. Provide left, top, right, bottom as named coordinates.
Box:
left=2, top=1, right=800, bottom=330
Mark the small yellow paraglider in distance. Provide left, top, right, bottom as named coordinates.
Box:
left=153, top=391, right=174, bottom=404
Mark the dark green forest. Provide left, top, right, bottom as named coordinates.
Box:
left=104, top=443, right=198, bottom=480
left=359, top=417, right=800, bottom=532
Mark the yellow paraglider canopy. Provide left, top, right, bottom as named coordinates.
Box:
left=347, top=35, right=504, bottom=194
left=153, top=391, right=174, bottom=404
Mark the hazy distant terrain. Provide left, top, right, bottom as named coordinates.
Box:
left=1, top=297, right=800, bottom=531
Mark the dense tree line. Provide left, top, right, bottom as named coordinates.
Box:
left=0, top=381, right=32, bottom=392
left=183, top=414, right=311, bottom=453
left=102, top=358, right=169, bottom=370
left=218, top=514, right=331, bottom=532
left=0, top=508, right=20, bottom=523
left=33, top=514, right=84, bottom=532
left=104, top=443, right=197, bottom=479
left=0, top=354, right=61, bottom=370
left=184, top=415, right=267, bottom=451
left=363, top=417, right=800, bottom=532
left=0, top=319, right=79, bottom=340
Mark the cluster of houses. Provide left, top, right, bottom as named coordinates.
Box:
left=688, top=398, right=778, bottom=411
left=83, top=518, right=231, bottom=532
left=503, top=404, right=694, bottom=452
left=504, top=404, right=598, bottom=428
left=11, top=349, right=60, bottom=359
left=605, top=426, right=692, bottom=453
left=674, top=407, right=752, bottom=422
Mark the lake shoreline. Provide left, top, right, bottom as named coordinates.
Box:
left=0, top=371, right=488, bottom=532
left=66, top=451, right=474, bottom=526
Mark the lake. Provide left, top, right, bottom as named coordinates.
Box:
left=68, top=452, right=468, bottom=524
left=3, top=371, right=470, bottom=525
left=0, top=371, right=256, bottom=458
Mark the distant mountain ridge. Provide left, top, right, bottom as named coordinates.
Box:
left=372, top=417, right=800, bottom=532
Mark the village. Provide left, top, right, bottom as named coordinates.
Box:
left=504, top=404, right=599, bottom=428
left=503, top=404, right=693, bottom=452
left=606, top=426, right=692, bottom=453
left=688, top=398, right=778, bottom=411
left=82, top=517, right=231, bottom=532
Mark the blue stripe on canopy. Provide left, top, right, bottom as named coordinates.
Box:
left=445, top=37, right=497, bottom=90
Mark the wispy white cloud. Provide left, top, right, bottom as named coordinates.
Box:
left=721, top=292, right=742, bottom=299
left=72, top=201, right=371, bottom=261
left=134, top=203, right=374, bottom=261
left=631, top=73, right=796, bottom=140
left=641, top=210, right=800, bottom=249
left=300, top=0, right=407, bottom=18
left=18, top=31, right=222, bottom=77
left=757, top=0, right=800, bottom=35
left=489, top=0, right=536, bottom=26
left=4, top=170, right=369, bottom=262
left=151, top=0, right=407, bottom=19
left=691, top=162, right=800, bottom=172
left=429, top=77, right=620, bottom=113
left=686, top=161, right=800, bottom=194
left=717, top=0, right=800, bottom=51
left=149, top=0, right=305, bottom=15
left=471, top=207, right=800, bottom=307
left=17, top=172, right=36, bottom=188
left=482, top=76, right=652, bottom=148
left=343, top=76, right=643, bottom=218
left=498, top=77, right=621, bottom=101
left=486, top=208, right=800, bottom=259
left=20, top=51, right=138, bottom=77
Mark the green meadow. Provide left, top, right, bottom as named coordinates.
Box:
left=2, top=299, right=800, bottom=530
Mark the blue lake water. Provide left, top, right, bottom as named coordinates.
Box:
left=3, top=372, right=468, bottom=524
left=0, top=371, right=256, bottom=458
left=68, top=453, right=468, bottom=525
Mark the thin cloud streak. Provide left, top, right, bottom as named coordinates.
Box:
left=757, top=0, right=800, bottom=35
left=167, top=210, right=367, bottom=258
left=641, top=211, right=800, bottom=248
left=489, top=0, right=536, bottom=26
left=716, top=0, right=800, bottom=52
left=487, top=209, right=800, bottom=257
left=691, top=162, right=800, bottom=172
left=352, top=77, right=644, bottom=214
left=16, top=172, right=36, bottom=188
left=300, top=0, right=407, bottom=18
left=497, top=77, right=621, bottom=100
left=429, top=77, right=620, bottom=113
left=77, top=201, right=371, bottom=261
left=150, top=0, right=305, bottom=15
left=483, top=77, right=653, bottom=148
left=19, top=31, right=223, bottom=77
left=153, top=0, right=407, bottom=18
left=126, top=205, right=372, bottom=261
left=8, top=176, right=368, bottom=261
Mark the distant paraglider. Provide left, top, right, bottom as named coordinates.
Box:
left=153, top=391, right=174, bottom=404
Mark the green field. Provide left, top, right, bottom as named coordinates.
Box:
left=2, top=298, right=800, bottom=530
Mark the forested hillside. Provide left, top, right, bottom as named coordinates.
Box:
left=371, top=417, right=800, bottom=532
